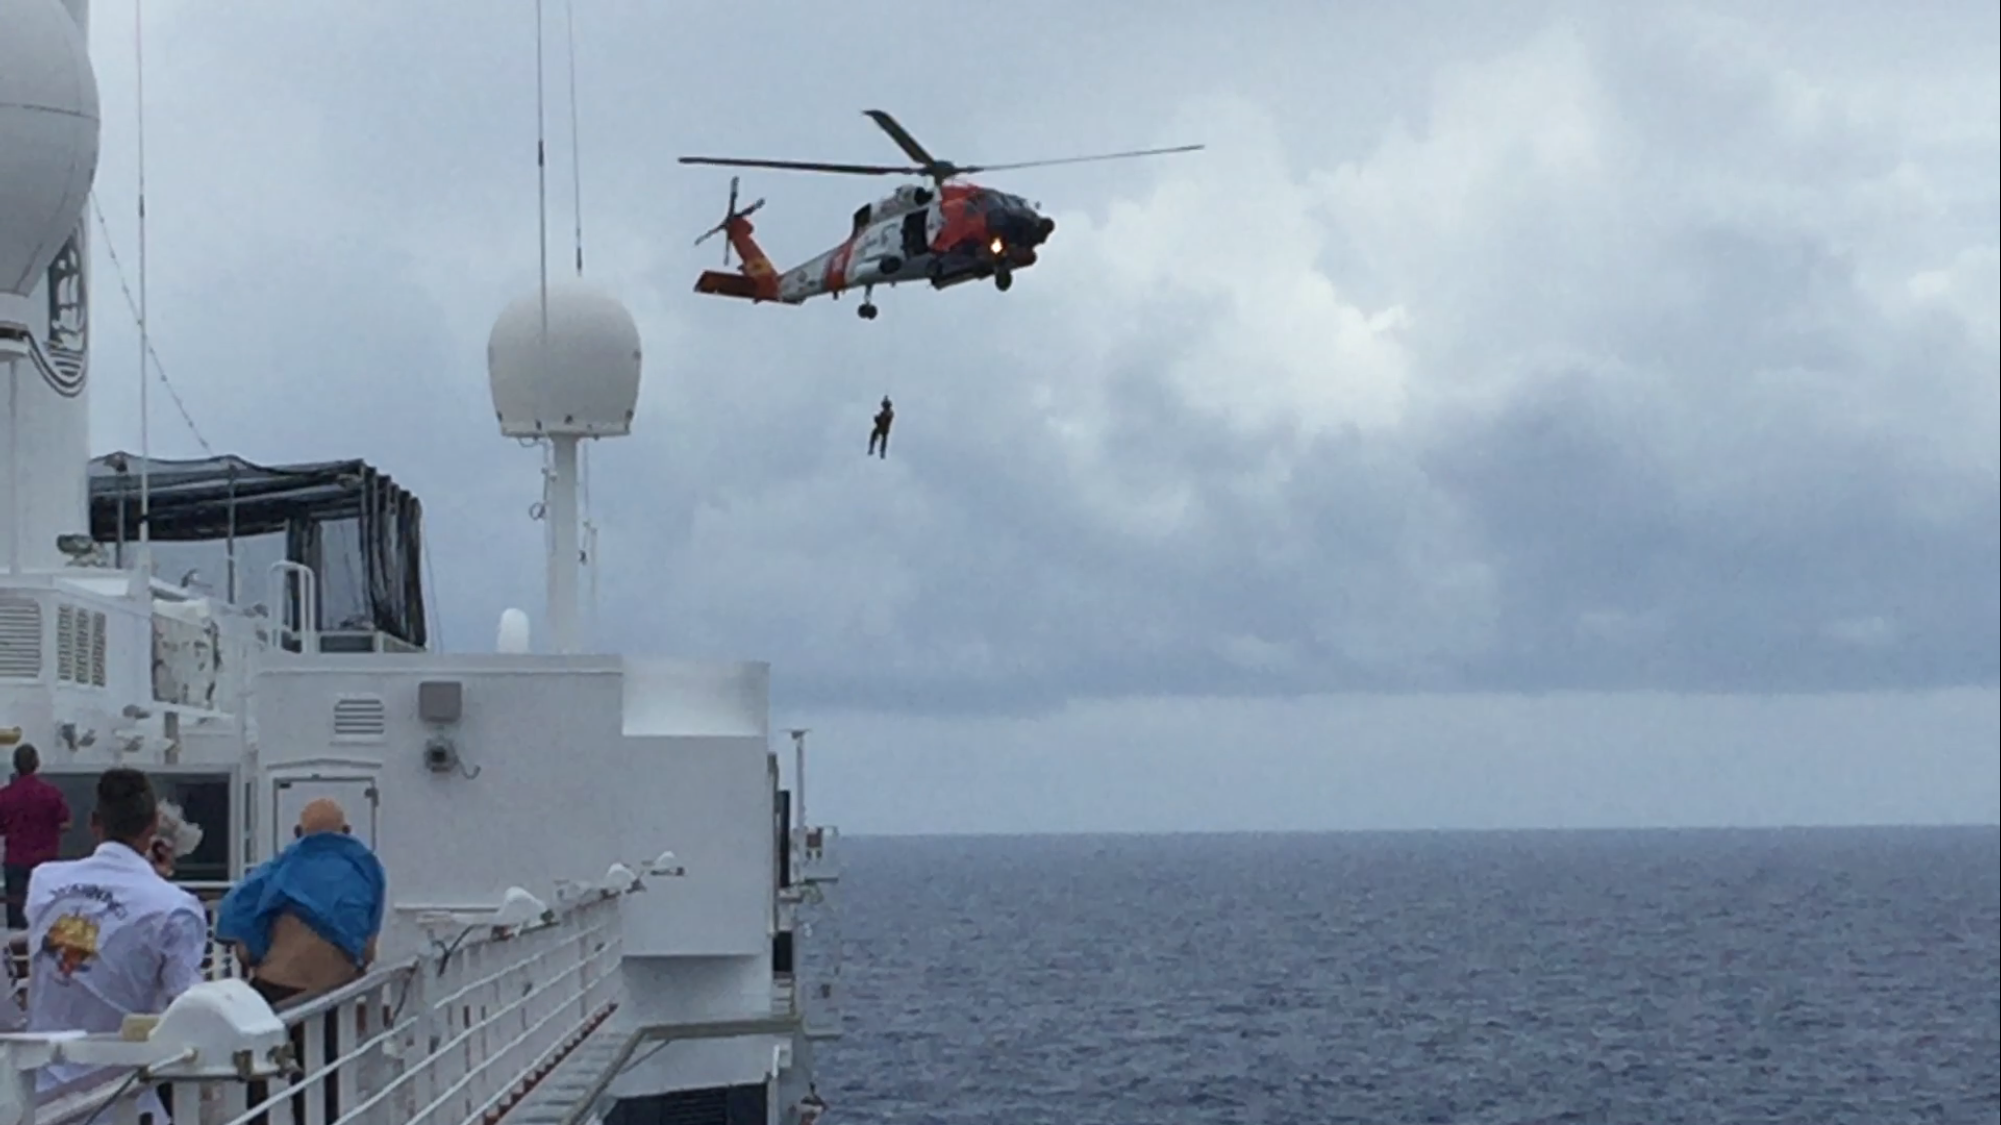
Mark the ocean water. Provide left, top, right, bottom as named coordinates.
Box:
left=815, top=827, right=2000, bottom=1124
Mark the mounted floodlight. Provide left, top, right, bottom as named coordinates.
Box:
left=147, top=979, right=290, bottom=1079
left=489, top=887, right=551, bottom=930
left=602, top=862, right=642, bottom=894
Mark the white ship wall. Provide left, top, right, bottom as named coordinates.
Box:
left=614, top=957, right=792, bottom=1095
left=0, top=572, right=185, bottom=757
left=248, top=654, right=779, bottom=952
left=244, top=652, right=798, bottom=1098
left=0, top=0, right=93, bottom=574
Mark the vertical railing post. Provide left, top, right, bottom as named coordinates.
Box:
left=400, top=954, right=435, bottom=1125
left=0, top=1050, right=36, bottom=1125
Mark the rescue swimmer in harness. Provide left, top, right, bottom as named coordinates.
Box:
left=867, top=396, right=894, bottom=459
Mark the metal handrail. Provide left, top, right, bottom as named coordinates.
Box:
left=552, top=1016, right=807, bottom=1125
left=5, top=875, right=644, bottom=1125
left=274, top=957, right=420, bottom=1021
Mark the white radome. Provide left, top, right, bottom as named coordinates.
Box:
left=496, top=607, right=532, bottom=654
left=0, top=0, right=100, bottom=336
left=487, top=281, right=643, bottom=438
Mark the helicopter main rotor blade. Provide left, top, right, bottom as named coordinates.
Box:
left=960, top=144, right=1207, bottom=175
left=678, top=155, right=920, bottom=177
left=861, top=109, right=941, bottom=169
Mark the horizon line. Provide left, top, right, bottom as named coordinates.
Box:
left=834, top=821, right=2001, bottom=841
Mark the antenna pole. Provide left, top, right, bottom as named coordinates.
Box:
left=534, top=0, right=550, bottom=349
left=563, top=0, right=585, bottom=278
left=546, top=434, right=580, bottom=653
left=532, top=0, right=565, bottom=650
left=789, top=729, right=810, bottom=831
left=4, top=358, right=17, bottom=574
left=562, top=0, right=598, bottom=646
left=581, top=442, right=597, bottom=645
left=135, top=0, right=152, bottom=581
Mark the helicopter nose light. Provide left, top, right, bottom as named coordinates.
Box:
left=989, top=236, right=1005, bottom=255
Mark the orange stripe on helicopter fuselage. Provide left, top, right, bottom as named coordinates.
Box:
left=824, top=236, right=857, bottom=293
left=932, top=184, right=989, bottom=253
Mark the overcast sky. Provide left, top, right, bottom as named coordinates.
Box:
left=75, top=0, right=1997, bottom=832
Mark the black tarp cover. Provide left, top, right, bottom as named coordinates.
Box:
left=88, top=452, right=428, bottom=648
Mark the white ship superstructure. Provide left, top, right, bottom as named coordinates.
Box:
left=0, top=3, right=844, bottom=1123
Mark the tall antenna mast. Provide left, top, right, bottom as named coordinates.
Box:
left=534, top=0, right=550, bottom=347
left=789, top=729, right=810, bottom=831
left=531, top=0, right=578, bottom=652
left=488, top=0, right=631, bottom=657
left=562, top=0, right=600, bottom=647
left=134, top=0, right=152, bottom=581
left=564, top=0, right=585, bottom=279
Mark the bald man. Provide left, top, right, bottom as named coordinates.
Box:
left=214, top=798, right=387, bottom=1006
left=220, top=799, right=386, bottom=1123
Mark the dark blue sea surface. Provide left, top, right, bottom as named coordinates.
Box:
left=814, top=827, right=2000, bottom=1124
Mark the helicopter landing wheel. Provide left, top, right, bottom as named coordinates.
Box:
left=858, top=302, right=878, bottom=320
left=994, top=267, right=1013, bottom=293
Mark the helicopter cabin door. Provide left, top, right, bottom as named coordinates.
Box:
left=900, top=209, right=929, bottom=259
left=269, top=773, right=380, bottom=856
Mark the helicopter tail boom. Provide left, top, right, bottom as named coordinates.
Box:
left=694, top=269, right=771, bottom=300
left=692, top=176, right=781, bottom=300
left=692, top=220, right=781, bottom=301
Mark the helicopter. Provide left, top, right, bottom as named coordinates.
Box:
left=682, top=109, right=1202, bottom=319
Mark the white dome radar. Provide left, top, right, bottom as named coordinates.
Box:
left=487, top=280, right=642, bottom=438
left=496, top=607, right=531, bottom=654
left=0, top=0, right=100, bottom=349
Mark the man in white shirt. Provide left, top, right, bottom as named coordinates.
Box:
left=25, top=767, right=207, bottom=1122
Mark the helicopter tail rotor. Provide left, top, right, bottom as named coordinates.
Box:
left=693, top=174, right=767, bottom=267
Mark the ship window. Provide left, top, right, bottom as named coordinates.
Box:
left=44, top=769, right=236, bottom=884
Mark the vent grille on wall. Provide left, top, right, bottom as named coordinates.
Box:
left=0, top=599, right=43, bottom=679
left=89, top=612, right=106, bottom=686
left=53, top=605, right=110, bottom=686
left=332, top=696, right=388, bottom=741
left=57, top=605, right=75, bottom=679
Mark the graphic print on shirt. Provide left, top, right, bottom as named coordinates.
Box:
left=35, top=883, right=130, bottom=982
left=43, top=914, right=100, bottom=978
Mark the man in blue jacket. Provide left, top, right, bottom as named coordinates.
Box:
left=218, top=798, right=385, bottom=1123
left=216, top=798, right=385, bottom=1006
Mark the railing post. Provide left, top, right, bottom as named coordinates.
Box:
left=0, top=1051, right=36, bottom=1125
left=399, top=954, right=435, bottom=1125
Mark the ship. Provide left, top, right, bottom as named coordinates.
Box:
left=0, top=2, right=844, bottom=1122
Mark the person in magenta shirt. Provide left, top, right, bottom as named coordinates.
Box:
left=0, top=744, right=71, bottom=931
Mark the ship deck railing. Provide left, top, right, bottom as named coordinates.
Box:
left=0, top=877, right=637, bottom=1125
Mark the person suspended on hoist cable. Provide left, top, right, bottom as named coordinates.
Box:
left=867, top=396, right=894, bottom=459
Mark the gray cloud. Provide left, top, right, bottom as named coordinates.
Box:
left=77, top=2, right=1996, bottom=717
